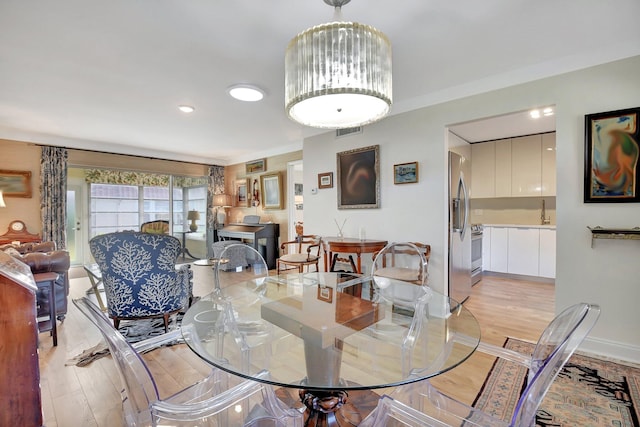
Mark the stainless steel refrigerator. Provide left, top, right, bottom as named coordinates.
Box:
left=449, top=151, right=472, bottom=303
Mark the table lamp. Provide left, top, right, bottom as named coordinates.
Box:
left=213, top=194, right=233, bottom=226
left=187, top=210, right=200, bottom=232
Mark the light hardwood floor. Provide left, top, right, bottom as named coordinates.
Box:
left=38, top=269, right=555, bottom=426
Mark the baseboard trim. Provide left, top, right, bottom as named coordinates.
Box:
left=482, top=271, right=555, bottom=284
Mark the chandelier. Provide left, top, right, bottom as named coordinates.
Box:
left=285, top=0, right=392, bottom=129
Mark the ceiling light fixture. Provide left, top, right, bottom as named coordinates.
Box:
left=178, top=105, right=195, bottom=113
left=285, top=0, right=392, bottom=129
left=228, top=84, right=265, bottom=102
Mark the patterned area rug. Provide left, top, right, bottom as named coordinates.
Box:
left=473, top=338, right=640, bottom=426
left=66, top=314, right=183, bottom=367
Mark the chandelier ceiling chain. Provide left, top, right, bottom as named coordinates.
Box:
left=285, top=0, right=393, bottom=129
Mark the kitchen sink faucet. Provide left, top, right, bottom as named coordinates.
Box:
left=541, top=199, right=551, bottom=225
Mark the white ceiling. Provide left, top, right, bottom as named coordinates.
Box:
left=1, top=1, right=639, bottom=164
left=449, top=109, right=556, bottom=143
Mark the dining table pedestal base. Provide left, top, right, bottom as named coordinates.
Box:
left=276, top=384, right=380, bottom=426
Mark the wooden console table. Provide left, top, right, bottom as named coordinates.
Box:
left=323, top=237, right=388, bottom=274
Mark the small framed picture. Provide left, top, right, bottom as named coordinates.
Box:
left=394, top=162, right=418, bottom=184
left=246, top=158, right=266, bottom=174
left=318, top=172, right=333, bottom=189
left=317, top=286, right=333, bottom=303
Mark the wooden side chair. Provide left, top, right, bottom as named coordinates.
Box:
left=276, top=234, right=323, bottom=274
left=140, top=220, right=170, bottom=234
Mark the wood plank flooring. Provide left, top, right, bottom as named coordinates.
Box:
left=38, top=269, right=555, bottom=426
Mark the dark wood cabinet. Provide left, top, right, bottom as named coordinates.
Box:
left=0, top=252, right=43, bottom=427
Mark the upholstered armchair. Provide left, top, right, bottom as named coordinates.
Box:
left=89, top=231, right=193, bottom=331
left=1, top=241, right=70, bottom=320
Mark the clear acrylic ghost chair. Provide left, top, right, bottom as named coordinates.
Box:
left=359, top=395, right=446, bottom=427
left=371, top=242, right=430, bottom=287
left=73, top=297, right=302, bottom=426
left=390, top=303, right=601, bottom=427
left=214, top=243, right=270, bottom=295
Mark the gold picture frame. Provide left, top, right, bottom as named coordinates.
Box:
left=260, top=172, right=283, bottom=210
left=393, top=162, right=419, bottom=184
left=246, top=158, right=266, bottom=174
left=236, top=178, right=250, bottom=207
left=337, top=145, right=380, bottom=209
left=0, top=169, right=32, bottom=198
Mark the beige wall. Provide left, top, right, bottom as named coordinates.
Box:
left=0, top=139, right=42, bottom=235
left=224, top=151, right=303, bottom=247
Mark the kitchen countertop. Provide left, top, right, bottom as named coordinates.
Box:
left=482, top=224, right=556, bottom=229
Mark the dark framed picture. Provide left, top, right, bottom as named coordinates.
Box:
left=318, top=172, right=333, bottom=189
left=394, top=162, right=418, bottom=184
left=584, top=107, right=640, bottom=203
left=236, top=178, right=250, bottom=207
left=0, top=169, right=32, bottom=198
left=260, top=172, right=283, bottom=209
left=246, top=158, right=266, bottom=174
left=337, top=145, right=380, bottom=209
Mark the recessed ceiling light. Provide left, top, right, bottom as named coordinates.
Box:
left=228, top=84, right=265, bottom=102
left=543, top=107, right=554, bottom=116
left=178, top=105, right=195, bottom=113
left=530, top=109, right=541, bottom=119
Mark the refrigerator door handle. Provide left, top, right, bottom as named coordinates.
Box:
left=459, top=174, right=469, bottom=239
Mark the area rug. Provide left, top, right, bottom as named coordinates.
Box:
left=66, top=314, right=183, bottom=367
left=473, top=337, right=640, bottom=426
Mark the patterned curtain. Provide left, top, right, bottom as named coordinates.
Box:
left=40, top=146, right=68, bottom=249
left=207, top=165, right=225, bottom=256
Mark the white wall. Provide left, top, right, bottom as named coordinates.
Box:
left=304, top=55, right=640, bottom=362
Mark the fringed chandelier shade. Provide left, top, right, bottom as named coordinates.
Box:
left=285, top=0, right=392, bottom=129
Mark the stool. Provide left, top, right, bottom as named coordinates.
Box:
left=34, top=272, right=58, bottom=346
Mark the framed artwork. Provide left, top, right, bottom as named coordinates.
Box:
left=260, top=172, right=283, bottom=209
left=246, top=158, right=266, bottom=174
left=337, top=145, right=380, bottom=209
left=584, top=107, right=640, bottom=203
left=317, top=285, right=333, bottom=303
left=294, top=183, right=303, bottom=196
left=394, top=162, right=419, bottom=184
left=236, top=178, right=250, bottom=207
left=0, top=169, right=32, bottom=198
left=318, top=172, right=333, bottom=189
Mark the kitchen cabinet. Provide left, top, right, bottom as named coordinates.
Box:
left=507, top=227, right=540, bottom=276
left=511, top=135, right=541, bottom=196
left=489, top=227, right=508, bottom=273
left=539, top=229, right=556, bottom=278
left=470, top=142, right=495, bottom=198
left=482, top=226, right=491, bottom=271
left=495, top=139, right=512, bottom=197
left=541, top=133, right=556, bottom=196
left=470, top=133, right=555, bottom=198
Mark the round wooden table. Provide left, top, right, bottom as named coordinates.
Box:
left=323, top=237, right=388, bottom=274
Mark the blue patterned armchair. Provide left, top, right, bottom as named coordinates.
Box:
left=89, top=231, right=193, bottom=331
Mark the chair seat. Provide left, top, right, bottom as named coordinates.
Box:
left=375, top=267, right=420, bottom=283
left=279, top=253, right=319, bottom=263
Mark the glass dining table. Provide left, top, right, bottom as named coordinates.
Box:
left=181, top=271, right=481, bottom=426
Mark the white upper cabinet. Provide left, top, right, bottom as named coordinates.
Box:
left=470, top=133, right=555, bottom=198
left=541, top=133, right=556, bottom=196
left=511, top=135, right=542, bottom=196
left=495, top=139, right=512, bottom=197
left=471, top=142, right=495, bottom=198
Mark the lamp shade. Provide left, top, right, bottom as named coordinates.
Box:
left=285, top=20, right=392, bottom=129
left=187, top=210, right=200, bottom=221
left=0, top=190, right=5, bottom=208
left=213, top=194, right=233, bottom=207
